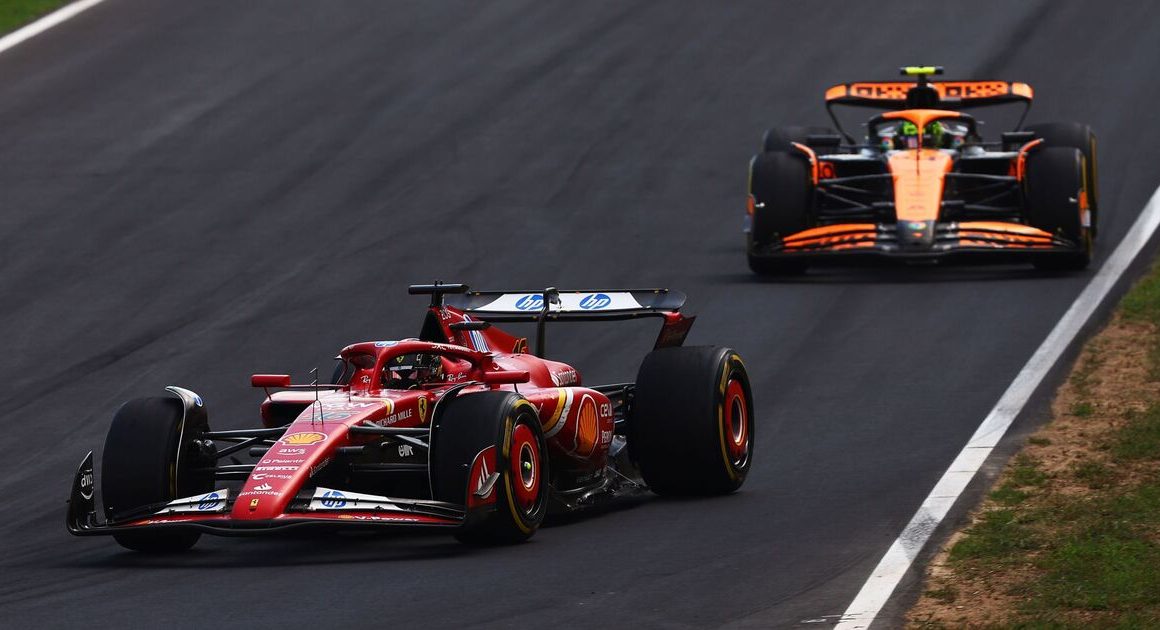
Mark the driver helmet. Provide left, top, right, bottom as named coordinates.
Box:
left=382, top=353, right=444, bottom=389
left=925, top=121, right=946, bottom=148
left=894, top=120, right=947, bottom=149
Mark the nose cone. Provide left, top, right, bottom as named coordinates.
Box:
left=232, top=428, right=334, bottom=520
left=888, top=149, right=953, bottom=238
left=897, top=220, right=935, bottom=250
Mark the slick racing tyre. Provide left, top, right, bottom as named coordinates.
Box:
left=630, top=346, right=753, bottom=495
left=761, top=125, right=837, bottom=153
left=101, top=396, right=213, bottom=552
left=1025, top=122, right=1099, bottom=235
left=431, top=392, right=548, bottom=545
left=1026, top=146, right=1092, bottom=271
left=748, top=150, right=811, bottom=275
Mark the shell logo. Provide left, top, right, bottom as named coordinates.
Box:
left=574, top=395, right=599, bottom=457
left=280, top=432, right=327, bottom=446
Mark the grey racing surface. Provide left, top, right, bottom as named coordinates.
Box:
left=2, top=1, right=1157, bottom=627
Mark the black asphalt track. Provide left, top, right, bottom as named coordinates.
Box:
left=2, top=1, right=1158, bottom=627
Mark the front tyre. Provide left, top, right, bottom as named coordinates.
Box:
left=1025, top=122, right=1099, bottom=235
left=747, top=151, right=811, bottom=275
left=101, top=396, right=211, bottom=552
left=630, top=346, right=753, bottom=495
left=431, top=392, right=548, bottom=545
left=1026, top=147, right=1092, bottom=271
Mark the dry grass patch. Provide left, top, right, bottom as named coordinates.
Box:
left=909, top=261, right=1160, bottom=628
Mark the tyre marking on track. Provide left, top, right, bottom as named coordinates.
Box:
left=0, top=0, right=108, bottom=56
left=835, top=183, right=1160, bottom=630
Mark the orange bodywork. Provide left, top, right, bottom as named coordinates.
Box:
left=956, top=222, right=1056, bottom=248
left=778, top=221, right=1058, bottom=253
left=791, top=142, right=819, bottom=184
left=879, top=110, right=961, bottom=222
left=887, top=149, right=954, bottom=223
left=750, top=78, right=1081, bottom=259
left=782, top=224, right=878, bottom=251
left=1015, top=138, right=1044, bottom=181
left=825, top=81, right=1033, bottom=102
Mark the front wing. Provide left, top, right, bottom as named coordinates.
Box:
left=750, top=221, right=1080, bottom=262
left=66, top=452, right=465, bottom=537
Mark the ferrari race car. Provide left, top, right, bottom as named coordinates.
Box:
left=67, top=283, right=753, bottom=551
left=745, top=66, right=1099, bottom=274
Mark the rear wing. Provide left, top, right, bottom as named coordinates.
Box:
left=410, top=284, right=694, bottom=357
left=823, top=67, right=1034, bottom=141
left=824, top=80, right=1033, bottom=109
left=449, top=288, right=686, bottom=320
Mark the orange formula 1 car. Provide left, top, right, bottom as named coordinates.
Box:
left=744, top=67, right=1098, bottom=274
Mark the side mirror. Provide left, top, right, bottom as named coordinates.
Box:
left=481, top=370, right=530, bottom=385
left=251, top=374, right=292, bottom=388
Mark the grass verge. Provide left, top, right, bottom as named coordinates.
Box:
left=0, top=0, right=72, bottom=35
left=909, top=258, right=1160, bottom=628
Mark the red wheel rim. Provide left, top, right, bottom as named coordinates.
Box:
left=509, top=423, right=540, bottom=512
left=723, top=378, right=749, bottom=467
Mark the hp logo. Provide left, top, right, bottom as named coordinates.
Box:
left=320, top=490, right=347, bottom=508
left=579, top=293, right=612, bottom=310
left=197, top=492, right=222, bottom=511
left=514, top=294, right=544, bottom=311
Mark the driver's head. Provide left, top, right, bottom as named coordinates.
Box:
left=382, top=353, right=443, bottom=389
left=924, top=121, right=945, bottom=148
left=895, top=121, right=920, bottom=149
left=893, top=120, right=948, bottom=149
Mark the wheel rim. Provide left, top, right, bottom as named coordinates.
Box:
left=723, top=377, right=750, bottom=468
left=509, top=423, right=541, bottom=512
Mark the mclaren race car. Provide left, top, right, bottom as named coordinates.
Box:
left=744, top=66, right=1099, bottom=274
left=67, top=283, right=753, bottom=551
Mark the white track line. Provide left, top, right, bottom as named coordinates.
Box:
left=0, top=0, right=108, bottom=55
left=835, top=184, right=1160, bottom=630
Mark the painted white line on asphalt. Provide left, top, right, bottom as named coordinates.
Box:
left=0, top=0, right=108, bottom=56
left=835, top=184, right=1160, bottom=630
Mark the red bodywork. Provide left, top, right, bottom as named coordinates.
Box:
left=67, top=288, right=694, bottom=535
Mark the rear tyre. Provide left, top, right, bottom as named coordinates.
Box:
left=431, top=392, right=548, bottom=545
left=1025, top=122, right=1099, bottom=235
left=1026, top=147, right=1091, bottom=271
left=101, top=396, right=211, bottom=552
left=630, top=346, right=753, bottom=495
left=747, top=151, right=811, bottom=275
left=762, top=125, right=837, bottom=153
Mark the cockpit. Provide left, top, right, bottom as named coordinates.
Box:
left=381, top=353, right=446, bottom=390
left=335, top=343, right=475, bottom=392
left=868, top=111, right=980, bottom=152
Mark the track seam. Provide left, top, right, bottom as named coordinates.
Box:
left=834, top=183, right=1160, bottom=629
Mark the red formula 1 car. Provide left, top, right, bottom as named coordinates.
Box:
left=744, top=66, right=1099, bottom=274
left=67, top=283, right=753, bottom=551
